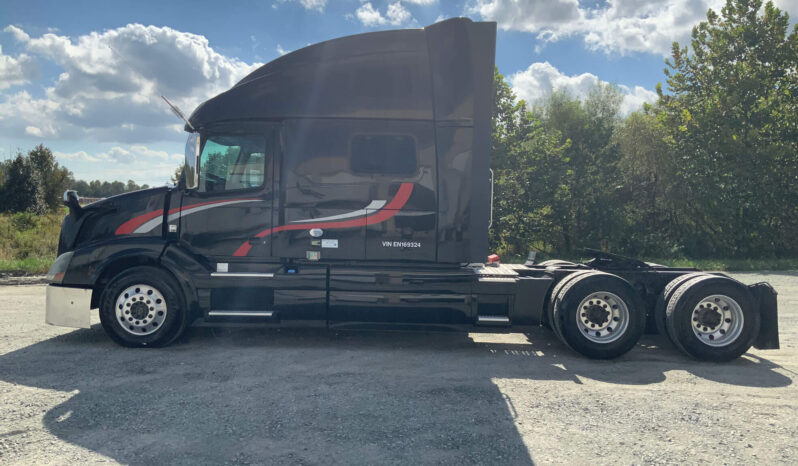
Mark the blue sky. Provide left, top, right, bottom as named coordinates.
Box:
left=0, top=0, right=795, bottom=185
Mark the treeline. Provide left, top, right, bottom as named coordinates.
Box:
left=70, top=179, right=150, bottom=199
left=490, top=0, right=798, bottom=259
left=0, top=145, right=150, bottom=213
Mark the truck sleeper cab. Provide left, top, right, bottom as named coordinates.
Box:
left=45, top=18, right=779, bottom=361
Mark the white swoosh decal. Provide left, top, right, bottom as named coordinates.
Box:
left=132, top=199, right=261, bottom=234
left=290, top=200, right=387, bottom=223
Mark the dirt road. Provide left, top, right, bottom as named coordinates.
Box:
left=1, top=272, right=796, bottom=465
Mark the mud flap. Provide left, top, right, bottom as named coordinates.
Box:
left=750, top=282, right=779, bottom=350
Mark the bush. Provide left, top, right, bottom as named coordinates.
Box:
left=0, top=210, right=64, bottom=261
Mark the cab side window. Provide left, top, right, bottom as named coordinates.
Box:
left=199, top=135, right=267, bottom=193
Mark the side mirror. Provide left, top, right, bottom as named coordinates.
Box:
left=184, top=132, right=200, bottom=190
left=62, top=190, right=84, bottom=218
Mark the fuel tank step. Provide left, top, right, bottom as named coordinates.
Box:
left=477, top=315, right=510, bottom=325
left=207, top=310, right=274, bottom=318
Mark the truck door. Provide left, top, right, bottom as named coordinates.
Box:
left=179, top=127, right=276, bottom=261
left=178, top=126, right=326, bottom=327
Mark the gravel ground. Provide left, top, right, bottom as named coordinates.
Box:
left=0, top=272, right=796, bottom=465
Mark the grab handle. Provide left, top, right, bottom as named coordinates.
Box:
left=488, top=168, right=494, bottom=228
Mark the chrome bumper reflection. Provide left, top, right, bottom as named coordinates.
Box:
left=46, top=285, right=93, bottom=328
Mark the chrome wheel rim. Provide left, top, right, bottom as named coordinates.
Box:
left=691, top=294, right=744, bottom=347
left=115, top=284, right=167, bottom=336
left=576, top=292, right=629, bottom=344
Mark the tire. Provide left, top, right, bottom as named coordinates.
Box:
left=552, top=272, right=646, bottom=359
left=665, top=275, right=759, bottom=362
left=654, top=272, right=708, bottom=338
left=546, top=270, right=597, bottom=337
left=99, top=266, right=187, bottom=348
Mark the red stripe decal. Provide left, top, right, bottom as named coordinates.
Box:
left=115, top=198, right=260, bottom=236
left=233, top=182, right=414, bottom=257
left=115, top=209, right=164, bottom=235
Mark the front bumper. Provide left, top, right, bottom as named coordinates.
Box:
left=46, top=285, right=93, bottom=328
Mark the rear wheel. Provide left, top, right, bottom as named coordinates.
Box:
left=665, top=275, right=759, bottom=361
left=654, top=272, right=708, bottom=337
left=552, top=272, right=646, bottom=359
left=546, top=270, right=596, bottom=336
left=99, top=266, right=187, bottom=347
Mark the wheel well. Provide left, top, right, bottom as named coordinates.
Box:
left=91, top=256, right=162, bottom=309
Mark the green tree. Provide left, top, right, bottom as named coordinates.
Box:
left=27, top=144, right=72, bottom=213
left=659, top=0, right=798, bottom=256
left=534, top=84, right=626, bottom=254
left=490, top=69, right=571, bottom=256
left=171, top=164, right=185, bottom=185
left=614, top=110, right=681, bottom=256
left=1, top=154, right=36, bottom=213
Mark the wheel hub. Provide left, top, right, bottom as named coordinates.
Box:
left=585, top=305, right=610, bottom=326
left=115, top=284, right=168, bottom=336
left=691, top=294, right=744, bottom=347
left=696, top=306, right=722, bottom=329
left=130, top=301, right=149, bottom=320
left=576, top=292, right=629, bottom=344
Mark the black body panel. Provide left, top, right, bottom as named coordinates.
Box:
left=188, top=18, right=496, bottom=264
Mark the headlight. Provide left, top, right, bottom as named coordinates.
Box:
left=47, top=251, right=74, bottom=284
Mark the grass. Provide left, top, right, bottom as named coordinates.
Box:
left=0, top=210, right=63, bottom=275
left=645, top=257, right=798, bottom=272
left=0, top=257, right=56, bottom=274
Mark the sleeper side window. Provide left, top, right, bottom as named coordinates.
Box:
left=350, top=134, right=417, bottom=175
left=199, top=135, right=267, bottom=193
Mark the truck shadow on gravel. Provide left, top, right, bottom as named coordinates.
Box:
left=0, top=325, right=791, bottom=465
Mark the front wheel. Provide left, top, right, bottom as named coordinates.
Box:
left=99, top=266, right=187, bottom=347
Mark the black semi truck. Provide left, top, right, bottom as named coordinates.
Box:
left=46, top=18, right=779, bottom=361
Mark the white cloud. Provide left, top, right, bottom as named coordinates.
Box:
left=619, top=85, right=658, bottom=115
left=387, top=2, right=412, bottom=24
left=579, top=0, right=717, bottom=55
left=508, top=61, right=657, bottom=114
left=276, top=44, right=289, bottom=56
left=54, top=150, right=105, bottom=162
left=468, top=0, right=733, bottom=56
left=356, top=2, right=414, bottom=27
left=0, top=24, right=260, bottom=143
left=357, top=3, right=388, bottom=26
left=55, top=144, right=181, bottom=165
left=55, top=145, right=183, bottom=185
left=0, top=44, right=37, bottom=89
left=404, top=0, right=437, bottom=4
left=469, top=0, right=582, bottom=38
left=25, top=125, right=43, bottom=136
left=281, top=0, right=327, bottom=11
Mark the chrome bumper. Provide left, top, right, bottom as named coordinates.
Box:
left=46, top=285, right=93, bottom=328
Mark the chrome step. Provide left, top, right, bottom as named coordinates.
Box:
left=477, top=315, right=510, bottom=325
left=208, top=310, right=274, bottom=317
